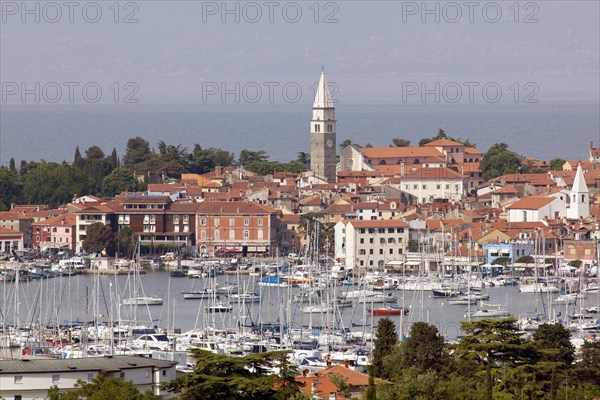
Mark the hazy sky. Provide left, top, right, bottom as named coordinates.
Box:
left=1, top=1, right=599, bottom=104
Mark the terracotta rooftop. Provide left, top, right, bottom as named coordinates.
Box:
left=403, top=167, right=464, bottom=180
left=34, top=214, right=77, bottom=226
left=0, top=227, right=23, bottom=236
left=361, top=146, right=443, bottom=159
left=196, top=201, right=277, bottom=215
left=423, top=138, right=466, bottom=147
left=506, top=196, right=556, bottom=210
left=493, top=185, right=518, bottom=194
left=349, top=219, right=408, bottom=228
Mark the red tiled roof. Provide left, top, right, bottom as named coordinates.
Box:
left=465, top=147, right=481, bottom=154
left=403, top=167, right=464, bottom=180
left=196, top=201, right=277, bottom=215
left=506, top=196, right=556, bottom=210
left=0, top=227, right=23, bottom=236
left=424, top=138, right=465, bottom=147
left=349, top=220, right=408, bottom=228
left=36, top=214, right=77, bottom=226
left=361, top=146, right=443, bottom=159
left=493, top=185, right=518, bottom=194
left=0, top=212, right=33, bottom=220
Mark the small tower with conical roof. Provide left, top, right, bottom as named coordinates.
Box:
left=567, top=164, right=589, bottom=219
left=310, top=70, right=336, bottom=183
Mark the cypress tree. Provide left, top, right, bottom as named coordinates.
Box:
left=372, top=318, right=398, bottom=378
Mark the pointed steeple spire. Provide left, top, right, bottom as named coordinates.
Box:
left=572, top=164, right=588, bottom=193
left=313, top=70, right=334, bottom=109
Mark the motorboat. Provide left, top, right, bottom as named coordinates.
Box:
left=122, top=296, right=163, bottom=306
left=368, top=304, right=408, bottom=316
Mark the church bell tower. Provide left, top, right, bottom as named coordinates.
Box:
left=310, top=70, right=336, bottom=183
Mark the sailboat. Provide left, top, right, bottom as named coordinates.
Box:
left=122, top=238, right=164, bottom=306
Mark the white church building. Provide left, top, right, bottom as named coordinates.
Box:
left=506, top=164, right=589, bottom=223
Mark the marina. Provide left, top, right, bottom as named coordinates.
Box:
left=1, top=262, right=598, bottom=364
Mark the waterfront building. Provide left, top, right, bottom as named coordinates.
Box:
left=0, top=356, right=177, bottom=400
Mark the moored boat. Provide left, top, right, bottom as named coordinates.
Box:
left=369, top=304, right=408, bottom=316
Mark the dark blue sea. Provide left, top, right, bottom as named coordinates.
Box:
left=1, top=103, right=598, bottom=165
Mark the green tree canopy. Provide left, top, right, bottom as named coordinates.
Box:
left=492, top=257, right=511, bottom=266
left=82, top=222, right=116, bottom=256
left=516, top=255, right=534, bottom=263
left=372, top=318, right=398, bottom=379
left=162, top=349, right=301, bottom=400
left=533, top=323, right=574, bottom=365
left=123, top=136, right=153, bottom=168
left=48, top=374, right=154, bottom=400
left=116, top=226, right=138, bottom=259
left=102, top=167, right=139, bottom=196
left=391, top=138, right=411, bottom=147
left=548, top=158, right=565, bottom=171
left=399, top=322, right=449, bottom=375
left=454, top=318, right=538, bottom=400
left=480, top=143, right=522, bottom=181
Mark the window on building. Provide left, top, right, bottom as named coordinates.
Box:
left=244, top=218, right=249, bottom=226
left=200, top=218, right=207, bottom=226
left=422, top=184, right=427, bottom=189
left=258, top=218, right=263, bottom=226
left=436, top=184, right=441, bottom=190
left=258, top=230, right=263, bottom=240
left=174, top=215, right=180, bottom=224
left=214, top=218, right=220, bottom=227
left=174, top=225, right=180, bottom=233
left=369, top=249, right=373, bottom=254
left=183, top=225, right=189, bottom=232
left=215, top=230, right=220, bottom=239
left=201, top=230, right=206, bottom=240
left=369, top=238, right=374, bottom=244
left=413, top=184, right=418, bottom=189
left=359, top=249, right=366, bottom=255
left=389, top=248, right=394, bottom=254
left=244, top=230, right=250, bottom=239
left=88, top=373, right=94, bottom=381
left=52, top=374, right=60, bottom=383
left=229, top=230, right=235, bottom=240
left=183, top=215, right=189, bottom=224
left=360, top=238, right=364, bottom=244
left=379, top=249, right=383, bottom=255
left=229, top=218, right=235, bottom=226
left=14, top=375, right=23, bottom=384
